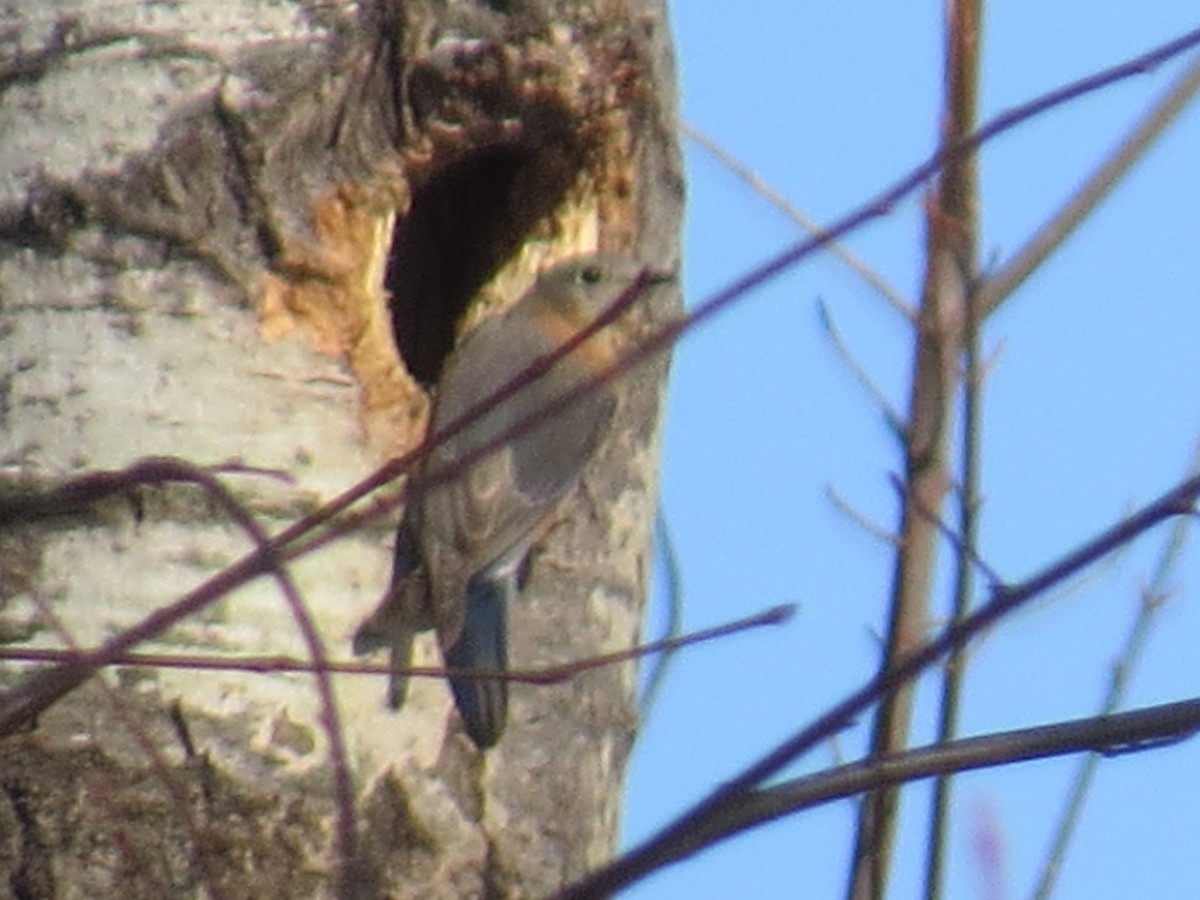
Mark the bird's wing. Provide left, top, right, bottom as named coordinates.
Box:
left=421, top=304, right=618, bottom=641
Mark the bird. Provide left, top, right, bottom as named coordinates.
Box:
left=353, top=253, right=674, bottom=748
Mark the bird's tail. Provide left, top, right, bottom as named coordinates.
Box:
left=444, top=574, right=511, bottom=748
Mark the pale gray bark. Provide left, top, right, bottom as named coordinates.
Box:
left=0, top=1, right=682, bottom=897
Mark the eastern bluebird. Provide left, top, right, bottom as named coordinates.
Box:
left=354, top=254, right=673, bottom=748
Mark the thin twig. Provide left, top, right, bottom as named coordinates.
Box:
left=977, top=50, right=1200, bottom=316
left=553, top=471, right=1200, bottom=900
left=1030, top=438, right=1200, bottom=900
left=2, top=459, right=358, bottom=887
left=684, top=122, right=915, bottom=320
left=637, top=508, right=686, bottom=722
left=826, top=485, right=900, bottom=549
left=818, top=299, right=905, bottom=437
left=0, top=603, right=794, bottom=685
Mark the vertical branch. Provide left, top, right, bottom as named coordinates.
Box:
left=926, top=1, right=984, bottom=897
left=847, top=2, right=981, bottom=898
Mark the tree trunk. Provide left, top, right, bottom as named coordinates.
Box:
left=0, top=2, right=682, bottom=897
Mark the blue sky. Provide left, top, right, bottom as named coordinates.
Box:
left=623, top=5, right=1200, bottom=899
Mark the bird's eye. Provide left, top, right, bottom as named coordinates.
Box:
left=579, top=265, right=603, bottom=285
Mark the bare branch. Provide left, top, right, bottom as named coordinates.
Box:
left=684, top=122, right=915, bottom=320
left=554, top=470, right=1200, bottom=899
left=978, top=51, right=1200, bottom=316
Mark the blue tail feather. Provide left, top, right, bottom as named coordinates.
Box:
left=444, top=575, right=511, bottom=748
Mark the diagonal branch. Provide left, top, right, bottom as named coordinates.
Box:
left=553, top=471, right=1200, bottom=900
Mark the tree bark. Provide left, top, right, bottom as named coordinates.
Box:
left=0, top=1, right=682, bottom=897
